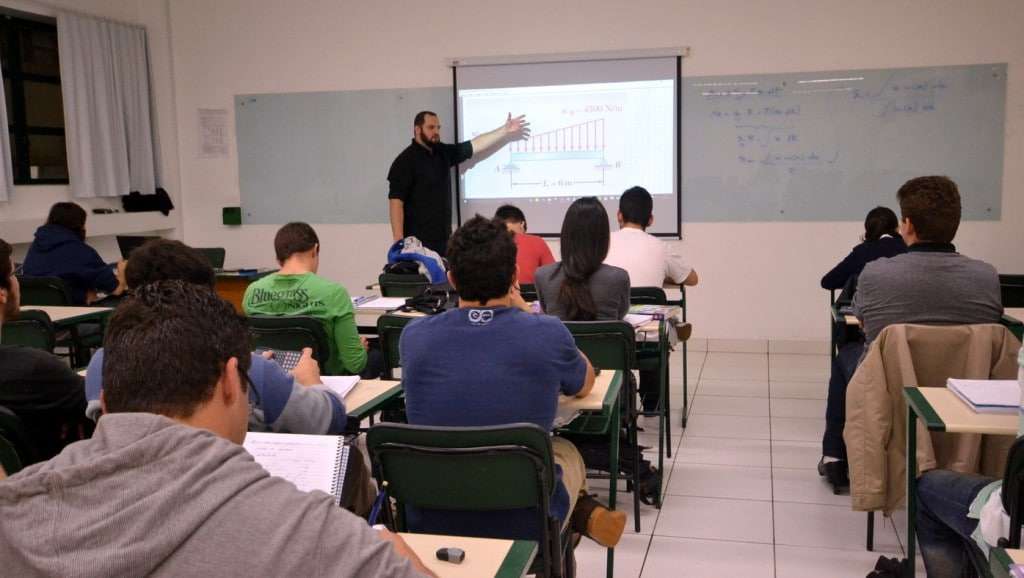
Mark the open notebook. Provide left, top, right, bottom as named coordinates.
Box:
left=946, top=378, right=1020, bottom=414
left=243, top=432, right=351, bottom=505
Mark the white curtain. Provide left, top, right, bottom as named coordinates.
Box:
left=57, top=13, right=158, bottom=198
left=0, top=65, right=14, bottom=202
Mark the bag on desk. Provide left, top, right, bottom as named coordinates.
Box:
left=399, top=286, right=455, bottom=316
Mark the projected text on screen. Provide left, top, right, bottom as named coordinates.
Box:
left=459, top=80, right=674, bottom=200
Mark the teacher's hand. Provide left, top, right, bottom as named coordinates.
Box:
left=504, top=113, right=531, bottom=141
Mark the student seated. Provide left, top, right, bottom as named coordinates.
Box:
left=400, top=216, right=626, bottom=548
left=243, top=222, right=382, bottom=378
left=0, top=238, right=92, bottom=463
left=820, top=205, right=906, bottom=297
left=0, top=281, right=432, bottom=577
left=604, top=186, right=698, bottom=289
left=22, top=202, right=126, bottom=305
left=534, top=197, right=630, bottom=320
left=819, top=176, right=1002, bottom=491
left=493, top=204, right=554, bottom=284
left=84, top=239, right=347, bottom=436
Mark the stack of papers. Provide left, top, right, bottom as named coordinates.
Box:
left=624, top=313, right=655, bottom=328
left=946, top=378, right=1020, bottom=414
left=320, top=375, right=360, bottom=401
left=354, top=296, right=407, bottom=310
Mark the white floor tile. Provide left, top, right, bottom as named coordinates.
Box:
left=775, top=545, right=897, bottom=578
left=771, top=440, right=821, bottom=470
left=676, top=436, right=772, bottom=467
left=769, top=354, right=832, bottom=382
left=691, top=395, right=770, bottom=417
left=707, top=338, right=768, bottom=354
left=772, top=467, right=851, bottom=507
left=686, top=414, right=771, bottom=440
left=654, top=495, right=773, bottom=543
left=771, top=417, right=824, bottom=442
left=642, top=537, right=774, bottom=578
left=667, top=462, right=772, bottom=501
left=701, top=354, right=769, bottom=381
left=774, top=502, right=901, bottom=552
left=771, top=397, right=826, bottom=418
left=769, top=340, right=830, bottom=355
left=696, top=378, right=770, bottom=398
left=770, top=380, right=828, bottom=400
left=574, top=532, right=649, bottom=578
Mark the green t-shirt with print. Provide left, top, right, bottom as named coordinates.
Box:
left=242, top=272, right=366, bottom=375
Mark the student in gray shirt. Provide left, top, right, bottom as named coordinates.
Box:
left=820, top=176, right=1003, bottom=492
left=535, top=197, right=630, bottom=321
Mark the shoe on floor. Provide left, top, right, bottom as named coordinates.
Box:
left=572, top=494, right=626, bottom=548
left=818, top=457, right=849, bottom=494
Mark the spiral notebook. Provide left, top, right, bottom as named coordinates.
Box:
left=243, top=432, right=351, bottom=506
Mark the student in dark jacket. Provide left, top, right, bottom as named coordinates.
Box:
left=22, top=202, right=126, bottom=305
left=820, top=206, right=907, bottom=293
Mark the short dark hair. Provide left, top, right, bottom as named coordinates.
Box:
left=102, top=281, right=251, bottom=418
left=0, top=238, right=12, bottom=291
left=863, top=206, right=900, bottom=242
left=493, top=205, right=526, bottom=224
left=619, top=186, right=653, bottom=228
left=274, top=222, right=319, bottom=263
left=414, top=111, right=437, bottom=127
left=447, top=215, right=517, bottom=303
left=125, top=239, right=216, bottom=290
left=45, top=202, right=87, bottom=241
left=896, top=176, right=961, bottom=243
left=557, top=197, right=610, bottom=321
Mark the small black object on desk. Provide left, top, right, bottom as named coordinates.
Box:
left=435, top=547, right=465, bottom=564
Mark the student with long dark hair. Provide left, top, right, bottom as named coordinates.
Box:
left=821, top=206, right=907, bottom=293
left=534, top=197, right=630, bottom=321
left=22, top=202, right=127, bottom=305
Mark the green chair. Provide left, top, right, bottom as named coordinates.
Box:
left=560, top=320, right=645, bottom=530
left=0, top=309, right=56, bottom=352
left=16, top=275, right=72, bottom=306
left=378, top=273, right=430, bottom=298
left=0, top=433, right=22, bottom=477
left=1000, top=274, right=1024, bottom=308
left=0, top=405, right=37, bottom=467
left=629, top=287, right=673, bottom=464
left=367, top=422, right=569, bottom=578
left=376, top=313, right=414, bottom=380
left=247, top=315, right=331, bottom=370
left=16, top=275, right=102, bottom=366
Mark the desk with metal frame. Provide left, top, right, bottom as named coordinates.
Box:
left=398, top=533, right=537, bottom=578
left=903, top=387, right=1019, bottom=577
left=989, top=547, right=1024, bottom=578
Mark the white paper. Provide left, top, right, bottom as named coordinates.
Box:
left=357, top=296, right=408, bottom=310
left=624, top=313, right=655, bottom=327
left=198, top=108, right=229, bottom=158
left=243, top=432, right=342, bottom=494
left=947, top=379, right=1020, bottom=414
left=321, top=375, right=360, bottom=400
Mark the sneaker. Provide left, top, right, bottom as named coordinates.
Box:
left=818, top=457, right=849, bottom=494
left=572, top=494, right=626, bottom=548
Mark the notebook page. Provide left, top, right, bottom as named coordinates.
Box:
left=321, top=375, right=360, bottom=401
left=244, top=432, right=342, bottom=495
left=946, top=379, right=1019, bottom=408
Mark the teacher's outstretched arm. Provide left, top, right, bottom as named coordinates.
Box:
left=469, top=113, right=531, bottom=158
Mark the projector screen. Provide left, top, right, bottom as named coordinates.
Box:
left=455, top=55, right=681, bottom=237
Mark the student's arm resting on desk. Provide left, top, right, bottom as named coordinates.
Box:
left=665, top=247, right=697, bottom=286
left=574, top=352, right=596, bottom=399
left=330, top=286, right=369, bottom=374
left=821, top=247, right=861, bottom=290
left=248, top=354, right=347, bottom=434
left=84, top=349, right=105, bottom=421
left=549, top=319, right=593, bottom=398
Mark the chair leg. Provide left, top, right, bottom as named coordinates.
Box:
left=663, top=356, right=672, bottom=460
left=681, top=341, right=689, bottom=428
left=866, top=511, right=874, bottom=551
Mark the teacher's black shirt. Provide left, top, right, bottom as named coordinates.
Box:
left=387, top=139, right=473, bottom=247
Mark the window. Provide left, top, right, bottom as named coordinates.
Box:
left=0, top=13, right=68, bottom=185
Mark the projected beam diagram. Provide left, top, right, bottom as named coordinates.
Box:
left=502, top=119, right=617, bottom=190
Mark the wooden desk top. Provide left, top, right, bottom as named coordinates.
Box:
left=23, top=305, right=112, bottom=324
left=398, top=533, right=536, bottom=578
left=904, top=387, right=1019, bottom=435
left=559, top=370, right=621, bottom=412
left=345, top=379, right=402, bottom=418
left=989, top=547, right=1024, bottom=578
left=1006, top=308, right=1024, bottom=321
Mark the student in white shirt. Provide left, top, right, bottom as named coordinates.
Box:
left=604, top=186, right=698, bottom=289
left=604, top=186, right=698, bottom=412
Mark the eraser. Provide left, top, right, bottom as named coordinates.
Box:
left=435, top=547, right=465, bottom=564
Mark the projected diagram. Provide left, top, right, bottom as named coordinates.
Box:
left=502, top=119, right=617, bottom=190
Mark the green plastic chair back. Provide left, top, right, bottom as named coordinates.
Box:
left=0, top=309, right=56, bottom=352
left=0, top=433, right=22, bottom=477
left=376, top=314, right=414, bottom=379
left=0, top=405, right=37, bottom=466
left=367, top=422, right=566, bottom=577
left=629, top=287, right=668, bottom=305
left=195, top=247, right=227, bottom=269
left=16, top=275, right=72, bottom=306
left=563, top=320, right=636, bottom=372
left=247, top=315, right=331, bottom=369
left=1001, top=274, right=1024, bottom=308
left=378, top=273, right=430, bottom=298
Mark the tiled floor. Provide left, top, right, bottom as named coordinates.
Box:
left=573, top=349, right=917, bottom=577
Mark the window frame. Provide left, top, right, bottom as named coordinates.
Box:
left=1, top=13, right=68, bottom=186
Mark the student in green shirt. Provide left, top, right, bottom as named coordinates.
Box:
left=243, top=222, right=382, bottom=377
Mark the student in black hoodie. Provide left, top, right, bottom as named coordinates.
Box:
left=821, top=206, right=907, bottom=297
left=22, top=202, right=126, bottom=305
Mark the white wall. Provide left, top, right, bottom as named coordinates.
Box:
left=0, top=0, right=182, bottom=261
left=109, top=1, right=1024, bottom=340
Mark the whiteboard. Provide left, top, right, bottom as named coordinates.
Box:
left=235, top=87, right=452, bottom=224
left=682, top=63, right=1006, bottom=222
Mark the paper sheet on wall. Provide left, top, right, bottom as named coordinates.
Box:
left=198, top=108, right=230, bottom=158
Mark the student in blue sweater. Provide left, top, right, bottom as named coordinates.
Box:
left=22, top=202, right=127, bottom=305
left=820, top=206, right=907, bottom=297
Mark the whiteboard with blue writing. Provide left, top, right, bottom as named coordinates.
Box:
left=682, top=64, right=1006, bottom=222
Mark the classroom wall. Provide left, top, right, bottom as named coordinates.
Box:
left=28, top=0, right=1024, bottom=342
left=0, top=0, right=182, bottom=261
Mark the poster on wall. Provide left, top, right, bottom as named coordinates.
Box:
left=198, top=108, right=230, bottom=158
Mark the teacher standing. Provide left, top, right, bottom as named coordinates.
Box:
left=387, top=110, right=530, bottom=256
